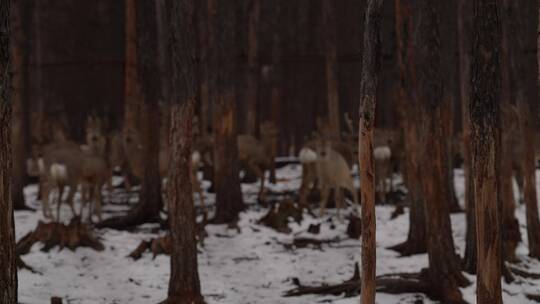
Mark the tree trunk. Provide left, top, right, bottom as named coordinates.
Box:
left=359, top=1, right=383, bottom=303
left=197, top=0, right=210, bottom=137
left=124, top=0, right=141, bottom=134
left=164, top=1, right=204, bottom=301
left=415, top=1, right=468, bottom=302
left=245, top=0, right=260, bottom=136
left=212, top=0, right=245, bottom=224
left=323, top=0, right=340, bottom=140
left=470, top=0, right=503, bottom=302
left=390, top=0, right=427, bottom=257
left=10, top=0, right=30, bottom=210
left=506, top=0, right=540, bottom=259
left=499, top=2, right=521, bottom=262
left=458, top=0, right=476, bottom=274
left=0, top=0, right=17, bottom=301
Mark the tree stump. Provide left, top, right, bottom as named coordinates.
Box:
left=258, top=199, right=303, bottom=234
left=17, top=217, right=104, bottom=255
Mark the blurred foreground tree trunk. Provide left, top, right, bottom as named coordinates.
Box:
left=470, top=0, right=503, bottom=302
left=0, top=0, right=17, bottom=301
left=165, top=1, right=204, bottom=302
left=124, top=0, right=141, bottom=134
left=245, top=0, right=260, bottom=136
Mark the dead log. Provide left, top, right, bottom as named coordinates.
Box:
left=284, top=263, right=429, bottom=298
left=16, top=217, right=104, bottom=255
left=281, top=237, right=341, bottom=250
left=258, top=199, right=303, bottom=234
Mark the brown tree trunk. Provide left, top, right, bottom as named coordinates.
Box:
left=245, top=0, right=260, bottom=136
left=415, top=1, right=468, bottom=302
left=359, top=1, right=383, bottom=303
left=323, top=0, right=340, bottom=140
left=10, top=0, right=30, bottom=210
left=197, top=0, right=210, bottom=137
left=390, top=0, right=427, bottom=257
left=0, top=0, right=17, bottom=300
left=458, top=0, right=476, bottom=274
left=164, top=1, right=203, bottom=301
left=212, top=0, right=245, bottom=224
left=499, top=2, right=521, bottom=262
left=471, top=0, right=503, bottom=302
left=98, top=0, right=163, bottom=229
left=506, top=0, right=540, bottom=259
left=124, top=0, right=141, bottom=134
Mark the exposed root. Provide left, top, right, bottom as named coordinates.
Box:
left=388, top=239, right=426, bottom=256
left=281, top=237, right=341, bottom=250
left=17, top=217, right=104, bottom=254
left=16, top=256, right=42, bottom=275
left=128, top=235, right=171, bottom=260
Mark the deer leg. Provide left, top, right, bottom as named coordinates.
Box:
left=94, top=184, right=103, bottom=222
left=41, top=180, right=53, bottom=219
left=66, top=184, right=77, bottom=219
left=319, top=185, right=330, bottom=217
left=56, top=184, right=65, bottom=222
left=250, top=162, right=266, bottom=201
left=335, top=187, right=344, bottom=222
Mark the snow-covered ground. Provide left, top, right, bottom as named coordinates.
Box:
left=15, top=165, right=540, bottom=303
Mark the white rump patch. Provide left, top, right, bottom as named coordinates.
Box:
left=374, top=146, right=392, bottom=160
left=50, top=163, right=68, bottom=182
left=191, top=151, right=201, bottom=165
left=299, top=148, right=317, bottom=163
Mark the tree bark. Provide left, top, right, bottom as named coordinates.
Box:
left=415, top=1, right=468, bottom=302
left=124, top=0, right=141, bottom=134
left=0, top=0, right=17, bottom=301
left=505, top=0, right=540, bottom=259
left=470, top=0, right=503, bottom=302
left=323, top=0, right=340, bottom=140
left=212, top=0, right=245, bottom=224
left=390, top=0, right=427, bottom=257
left=359, top=1, right=383, bottom=303
left=10, top=0, right=31, bottom=210
left=458, top=0, right=476, bottom=274
left=245, top=0, right=260, bottom=136
left=164, top=1, right=203, bottom=301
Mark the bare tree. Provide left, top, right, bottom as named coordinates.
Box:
left=211, top=0, right=245, bottom=223
left=123, top=0, right=141, bottom=134
left=164, top=1, right=204, bottom=302
left=390, top=0, right=427, bottom=257
left=0, top=0, right=17, bottom=302
left=414, top=1, right=468, bottom=302
left=322, top=0, right=340, bottom=140
left=98, top=0, right=163, bottom=229
left=504, top=0, right=540, bottom=259
left=10, top=0, right=31, bottom=210
left=457, top=0, right=477, bottom=274
left=358, top=0, right=383, bottom=303
left=245, top=0, right=260, bottom=136
left=470, top=0, right=503, bottom=302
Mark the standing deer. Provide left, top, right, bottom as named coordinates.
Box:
left=299, top=138, right=357, bottom=220
left=235, top=121, right=279, bottom=201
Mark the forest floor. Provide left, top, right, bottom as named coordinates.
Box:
left=15, top=164, right=540, bottom=304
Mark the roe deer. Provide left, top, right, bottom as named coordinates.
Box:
left=298, top=138, right=357, bottom=219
